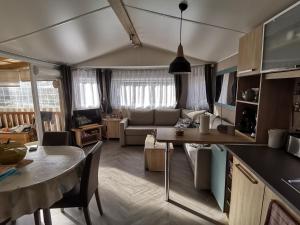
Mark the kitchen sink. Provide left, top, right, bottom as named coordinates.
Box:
left=282, top=178, right=300, bottom=194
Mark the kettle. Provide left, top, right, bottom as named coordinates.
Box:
left=268, top=129, right=288, bottom=149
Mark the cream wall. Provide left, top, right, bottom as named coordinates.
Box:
left=75, top=45, right=206, bottom=68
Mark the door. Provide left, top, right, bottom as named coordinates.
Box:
left=229, top=158, right=265, bottom=225
left=36, top=80, right=64, bottom=132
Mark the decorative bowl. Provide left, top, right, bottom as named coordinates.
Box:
left=0, top=142, right=27, bottom=165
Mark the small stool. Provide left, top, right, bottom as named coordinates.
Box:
left=144, top=135, right=174, bottom=172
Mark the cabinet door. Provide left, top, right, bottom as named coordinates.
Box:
left=238, top=26, right=263, bottom=76
left=107, top=121, right=120, bottom=138
left=229, top=158, right=265, bottom=225
left=260, top=186, right=300, bottom=225
left=211, top=144, right=227, bottom=212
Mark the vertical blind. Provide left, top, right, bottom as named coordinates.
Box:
left=110, top=69, right=176, bottom=109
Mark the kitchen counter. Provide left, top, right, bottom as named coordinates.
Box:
left=223, top=144, right=300, bottom=215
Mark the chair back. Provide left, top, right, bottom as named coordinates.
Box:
left=264, top=200, right=298, bottom=225
left=80, top=141, right=103, bottom=206
left=42, top=132, right=69, bottom=146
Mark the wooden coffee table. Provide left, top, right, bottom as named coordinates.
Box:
left=144, top=135, right=174, bottom=172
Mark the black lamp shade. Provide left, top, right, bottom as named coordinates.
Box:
left=169, top=56, right=191, bottom=74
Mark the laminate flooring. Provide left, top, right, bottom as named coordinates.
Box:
left=15, top=141, right=228, bottom=225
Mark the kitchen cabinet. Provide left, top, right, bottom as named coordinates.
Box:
left=229, top=157, right=265, bottom=225
left=211, top=144, right=227, bottom=212
left=260, top=186, right=300, bottom=225
left=237, top=26, right=263, bottom=76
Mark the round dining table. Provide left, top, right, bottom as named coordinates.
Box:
left=0, top=146, right=85, bottom=224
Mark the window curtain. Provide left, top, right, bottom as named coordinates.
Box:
left=215, top=75, right=224, bottom=102
left=174, top=75, right=188, bottom=109
left=186, top=66, right=208, bottom=110
left=60, top=65, right=73, bottom=131
left=103, top=69, right=113, bottom=114
left=205, top=64, right=215, bottom=113
left=96, top=69, right=103, bottom=110
left=218, top=72, right=237, bottom=105
left=72, top=69, right=100, bottom=110
left=110, top=68, right=176, bottom=109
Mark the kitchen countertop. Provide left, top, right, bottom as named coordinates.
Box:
left=223, top=144, right=300, bottom=215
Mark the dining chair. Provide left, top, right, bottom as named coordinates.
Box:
left=42, top=131, right=69, bottom=146
left=264, top=200, right=298, bottom=225
left=50, top=141, right=104, bottom=225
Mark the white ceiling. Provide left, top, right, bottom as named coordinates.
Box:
left=0, top=0, right=297, bottom=65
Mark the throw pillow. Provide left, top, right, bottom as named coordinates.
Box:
left=174, top=118, right=192, bottom=128
left=186, top=110, right=206, bottom=122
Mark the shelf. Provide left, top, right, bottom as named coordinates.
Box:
left=236, top=100, right=259, bottom=106
left=82, top=139, right=99, bottom=146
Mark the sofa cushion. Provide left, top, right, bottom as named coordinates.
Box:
left=128, top=109, right=154, bottom=125
left=154, top=109, right=180, bottom=126
left=125, top=126, right=174, bottom=136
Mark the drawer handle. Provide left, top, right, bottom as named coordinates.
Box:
left=235, top=164, right=258, bottom=184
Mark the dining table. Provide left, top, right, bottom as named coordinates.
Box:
left=155, top=128, right=253, bottom=201
left=0, top=145, right=85, bottom=225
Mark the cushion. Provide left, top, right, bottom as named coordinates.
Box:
left=154, top=109, right=180, bottom=126
left=174, top=118, right=192, bottom=128
left=128, top=109, right=154, bottom=125
left=186, top=110, right=206, bottom=122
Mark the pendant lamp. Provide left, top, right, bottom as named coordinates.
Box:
left=169, top=1, right=191, bottom=75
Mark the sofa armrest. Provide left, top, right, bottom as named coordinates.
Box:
left=120, top=118, right=128, bottom=146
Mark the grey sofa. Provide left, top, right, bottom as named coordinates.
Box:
left=120, top=109, right=181, bottom=146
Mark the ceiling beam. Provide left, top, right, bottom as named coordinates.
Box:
left=108, top=0, right=142, bottom=46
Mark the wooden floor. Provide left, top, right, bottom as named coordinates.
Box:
left=15, top=141, right=228, bottom=225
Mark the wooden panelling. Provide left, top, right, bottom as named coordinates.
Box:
left=217, top=54, right=238, bottom=72
left=265, top=70, right=300, bottom=79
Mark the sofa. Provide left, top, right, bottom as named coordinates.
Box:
left=119, top=108, right=232, bottom=191
left=120, top=109, right=181, bottom=146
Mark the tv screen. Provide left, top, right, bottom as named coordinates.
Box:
left=73, top=108, right=101, bottom=128
left=262, top=3, right=300, bottom=72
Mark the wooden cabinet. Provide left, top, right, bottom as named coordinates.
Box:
left=72, top=124, right=103, bottom=147
left=237, top=26, right=263, bottom=76
left=260, top=186, right=300, bottom=225
left=103, top=118, right=121, bottom=139
left=229, top=158, right=265, bottom=225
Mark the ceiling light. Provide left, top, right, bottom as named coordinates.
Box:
left=169, top=0, right=191, bottom=75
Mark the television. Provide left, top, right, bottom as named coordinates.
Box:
left=262, top=2, right=300, bottom=72
left=73, top=108, right=102, bottom=128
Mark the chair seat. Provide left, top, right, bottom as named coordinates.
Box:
left=51, top=183, right=81, bottom=208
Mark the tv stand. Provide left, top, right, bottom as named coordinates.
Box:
left=72, top=124, right=103, bottom=147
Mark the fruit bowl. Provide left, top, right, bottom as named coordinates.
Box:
left=0, top=141, right=27, bottom=165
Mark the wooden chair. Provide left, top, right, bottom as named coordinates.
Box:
left=42, top=131, right=69, bottom=146
left=50, top=141, right=103, bottom=225
left=264, top=200, right=298, bottom=225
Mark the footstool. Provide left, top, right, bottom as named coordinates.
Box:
left=144, top=134, right=174, bottom=172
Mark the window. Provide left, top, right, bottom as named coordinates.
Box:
left=186, top=66, right=208, bottom=110
left=0, top=81, right=60, bottom=111
left=110, top=69, right=176, bottom=109
left=72, top=69, right=100, bottom=110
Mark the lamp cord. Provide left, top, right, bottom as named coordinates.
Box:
left=180, top=10, right=182, bottom=44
